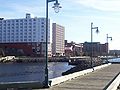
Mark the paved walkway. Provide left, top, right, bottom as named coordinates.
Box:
left=39, top=64, right=120, bottom=90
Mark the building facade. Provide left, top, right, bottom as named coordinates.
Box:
left=65, top=40, right=83, bottom=57
left=0, top=14, right=51, bottom=56
left=83, top=42, right=108, bottom=56
left=52, top=23, right=65, bottom=56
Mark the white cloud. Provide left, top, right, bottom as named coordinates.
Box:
left=75, top=0, right=120, bottom=12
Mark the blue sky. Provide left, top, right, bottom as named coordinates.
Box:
left=0, top=0, right=120, bottom=50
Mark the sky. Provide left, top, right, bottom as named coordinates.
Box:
left=0, top=0, right=120, bottom=50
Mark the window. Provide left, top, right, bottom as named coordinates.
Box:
left=24, top=39, right=27, bottom=41
left=24, top=19, right=27, bottom=22
left=7, top=32, right=10, bottom=35
left=41, top=25, right=44, bottom=28
left=16, top=23, right=19, bottom=25
left=4, top=24, right=6, bottom=26
left=12, top=30, right=14, bottom=32
left=29, top=19, right=32, bottom=22
left=24, top=23, right=27, bottom=25
left=16, top=30, right=19, bottom=32
left=33, top=29, right=36, bottom=31
left=3, top=21, right=6, bottom=23
left=12, top=23, right=14, bottom=26
left=7, top=36, right=10, bottom=38
left=41, top=32, right=44, bottom=34
left=29, top=26, right=31, bottom=28
left=28, top=39, right=31, bottom=41
left=12, top=20, right=14, bottom=23
left=41, top=22, right=44, bottom=24
left=20, top=20, right=23, bottom=22
left=7, top=27, right=10, bottom=29
left=42, top=29, right=44, bottom=31
left=33, top=32, right=36, bottom=34
left=29, top=32, right=31, bottom=35
left=29, top=23, right=32, bottom=25
left=20, top=36, right=23, bottom=38
left=24, top=36, right=27, bottom=38
left=7, top=24, right=10, bottom=26
left=16, top=36, right=19, bottom=38
left=24, top=26, right=27, bottom=28
left=24, top=32, right=27, bottom=35
left=16, top=39, right=19, bottom=41
left=41, top=39, right=44, bottom=41
left=33, top=22, right=36, bottom=25
left=11, top=39, right=14, bottom=41
left=20, top=26, right=23, bottom=28
left=20, top=23, right=23, bottom=25
left=33, top=39, right=35, bottom=41
left=16, top=20, right=19, bottom=22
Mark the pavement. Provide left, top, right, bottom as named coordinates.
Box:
left=37, top=64, right=120, bottom=90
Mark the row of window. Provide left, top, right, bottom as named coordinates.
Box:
left=0, top=22, right=44, bottom=26
left=0, top=38, right=45, bottom=42
left=0, top=39, right=36, bottom=42
left=1, top=32, right=37, bottom=35
left=0, top=18, right=45, bottom=23
left=0, top=27, right=45, bottom=31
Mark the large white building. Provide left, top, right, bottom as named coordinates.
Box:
left=52, top=23, right=65, bottom=56
left=0, top=14, right=51, bottom=56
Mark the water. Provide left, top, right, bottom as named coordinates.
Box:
left=48, top=62, right=74, bottom=79
left=0, top=62, right=73, bottom=83
left=108, top=58, right=120, bottom=63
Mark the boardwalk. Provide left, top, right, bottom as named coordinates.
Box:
left=39, top=64, right=120, bottom=90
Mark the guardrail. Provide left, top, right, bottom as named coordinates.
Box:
left=103, top=72, right=120, bottom=90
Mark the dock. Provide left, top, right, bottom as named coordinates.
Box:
left=36, top=64, right=120, bottom=90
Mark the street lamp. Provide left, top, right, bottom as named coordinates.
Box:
left=91, top=22, right=99, bottom=70
left=45, top=0, right=61, bottom=87
left=106, top=34, right=112, bottom=63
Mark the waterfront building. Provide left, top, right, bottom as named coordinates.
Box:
left=109, top=50, right=120, bottom=56
left=52, top=23, right=65, bottom=56
left=83, top=42, right=108, bottom=56
left=0, top=13, right=50, bottom=56
left=65, top=40, right=83, bottom=57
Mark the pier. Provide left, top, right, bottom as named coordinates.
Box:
left=38, top=63, right=120, bottom=90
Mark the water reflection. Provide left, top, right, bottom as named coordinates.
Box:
left=0, top=62, right=73, bottom=83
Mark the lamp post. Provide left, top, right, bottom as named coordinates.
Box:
left=45, top=0, right=61, bottom=87
left=91, top=22, right=99, bottom=70
left=106, top=34, right=112, bottom=63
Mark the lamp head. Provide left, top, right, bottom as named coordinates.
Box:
left=52, top=2, right=62, bottom=13
left=111, top=37, right=112, bottom=41
left=96, top=27, right=99, bottom=34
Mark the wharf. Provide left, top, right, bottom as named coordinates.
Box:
left=38, top=64, right=120, bottom=90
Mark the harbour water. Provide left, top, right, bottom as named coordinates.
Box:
left=108, top=58, right=120, bottom=63
left=0, top=62, right=74, bottom=83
